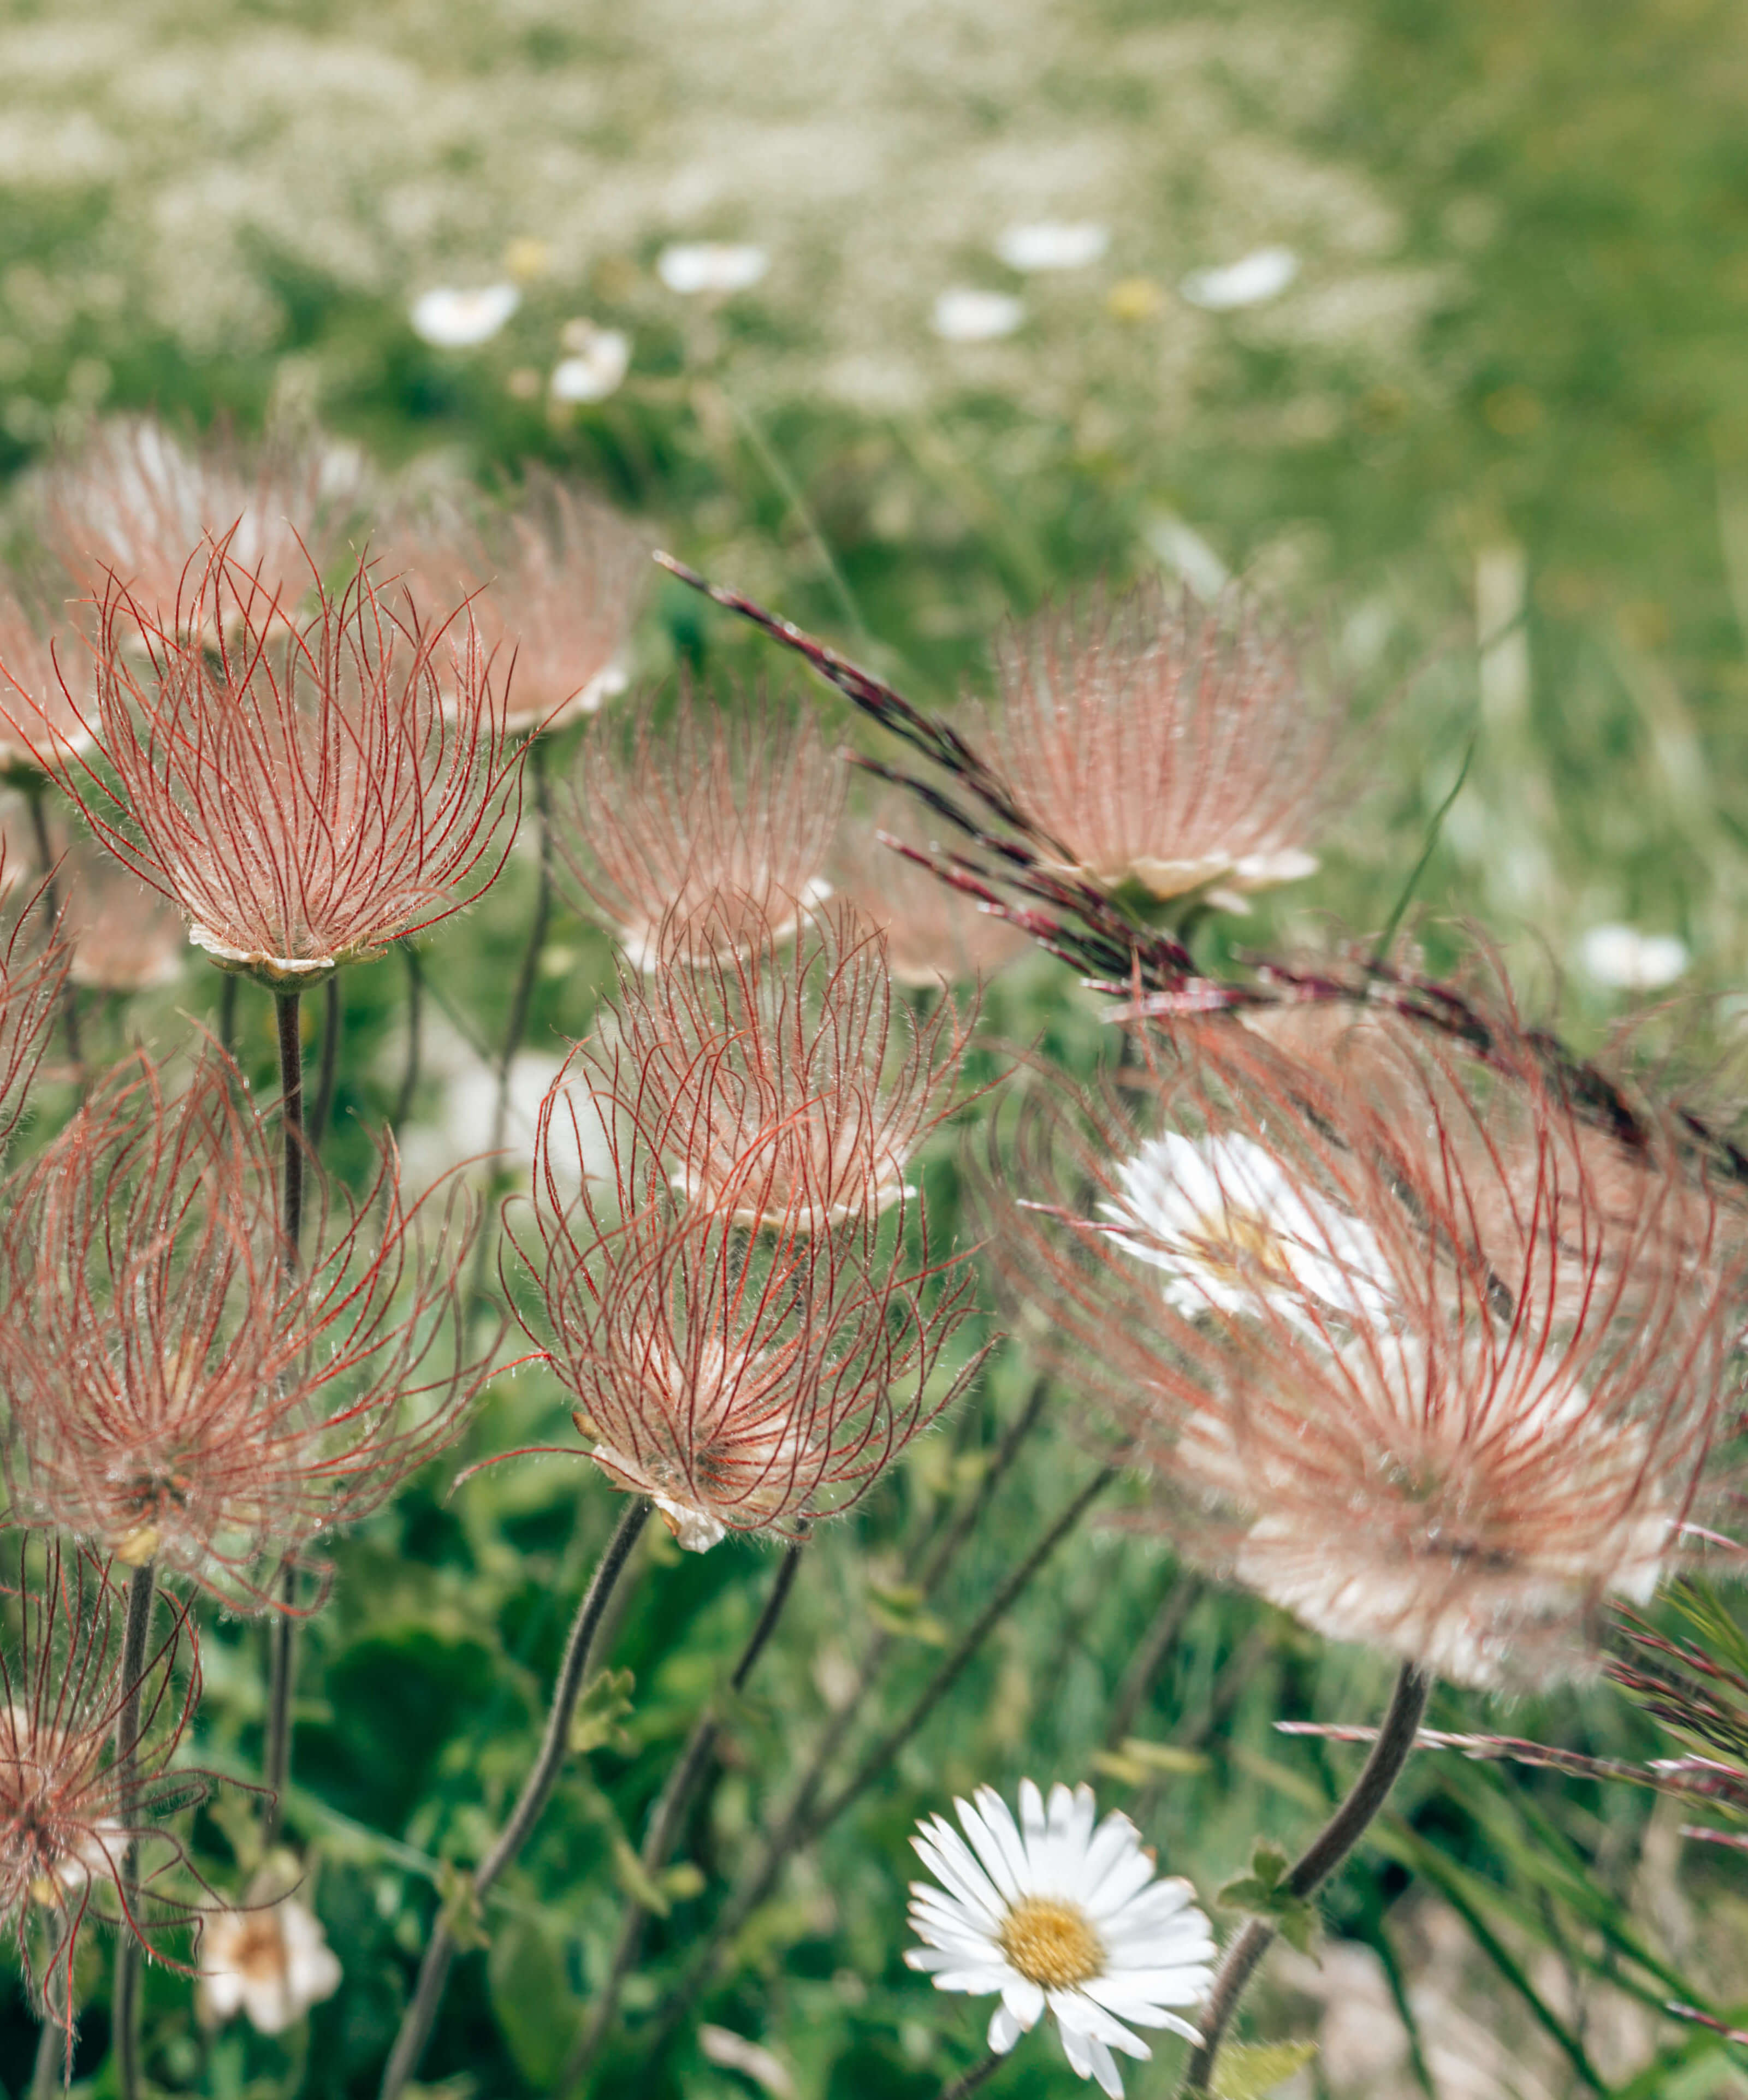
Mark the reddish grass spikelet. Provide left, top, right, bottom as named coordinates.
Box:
left=987, top=578, right=1347, bottom=901
left=39, top=415, right=363, bottom=640
left=833, top=790, right=1031, bottom=987
left=4, top=542, right=522, bottom=985
left=555, top=685, right=844, bottom=969
left=517, top=1080, right=983, bottom=1550
left=0, top=1051, right=491, bottom=1607
left=0, top=1541, right=212, bottom=2050
left=385, top=470, right=647, bottom=733
left=570, top=901, right=976, bottom=1233
left=988, top=1017, right=1741, bottom=1689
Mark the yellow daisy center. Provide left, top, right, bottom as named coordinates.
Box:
left=998, top=1896, right=1105, bottom=1989
left=1194, top=1206, right=1291, bottom=1286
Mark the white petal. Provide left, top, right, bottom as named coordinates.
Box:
left=1060, top=2019, right=1094, bottom=2079
left=914, top=1825, right=1007, bottom=1929
left=1088, top=2033, right=1127, bottom=2097
left=1000, top=1976, right=1047, bottom=2031
left=958, top=1790, right=1029, bottom=1905
left=1049, top=1993, right=1149, bottom=2056
left=1082, top=1842, right=1157, bottom=1921
left=989, top=2003, right=1023, bottom=2053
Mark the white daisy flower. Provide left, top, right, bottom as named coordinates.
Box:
left=409, top=283, right=521, bottom=347
left=1099, top=1131, right=1395, bottom=1325
left=1178, top=246, right=1299, bottom=311
left=932, top=288, right=1026, bottom=341
left=907, top=1781, right=1214, bottom=2098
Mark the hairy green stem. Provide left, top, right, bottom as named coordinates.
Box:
left=309, top=976, right=341, bottom=1152
left=391, top=942, right=423, bottom=1137
left=561, top=1545, right=804, bottom=2095
left=260, top=993, right=306, bottom=1845
left=937, top=2054, right=1005, bottom=2099
left=275, top=992, right=305, bottom=1266
left=218, top=973, right=238, bottom=1059
left=645, top=1464, right=1115, bottom=2066
left=111, top=1558, right=157, bottom=2100
left=260, top=1559, right=299, bottom=1849
left=1176, top=1660, right=1432, bottom=2098
left=31, top=1909, right=67, bottom=2099
left=378, top=1498, right=653, bottom=2100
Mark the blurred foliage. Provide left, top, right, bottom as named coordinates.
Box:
left=4, top=0, right=1748, bottom=2097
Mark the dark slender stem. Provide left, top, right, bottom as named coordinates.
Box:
left=813, top=1467, right=1115, bottom=1840
left=25, top=785, right=80, bottom=1075
left=260, top=995, right=306, bottom=1847
left=378, top=1498, right=653, bottom=2100
left=260, top=1559, right=299, bottom=1848
left=309, top=977, right=341, bottom=1152
left=938, top=2055, right=1005, bottom=2099
left=561, top=1545, right=803, bottom=2096
left=1176, top=1661, right=1432, bottom=2099
left=218, top=973, right=238, bottom=1059
left=645, top=1466, right=1115, bottom=2066
left=275, top=992, right=305, bottom=1267
left=392, top=942, right=423, bottom=1137
left=112, top=1559, right=157, bottom=2100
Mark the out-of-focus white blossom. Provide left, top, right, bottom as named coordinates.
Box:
left=1178, top=245, right=1299, bottom=310
left=932, top=287, right=1025, bottom=341
left=410, top=283, right=520, bottom=346
left=656, top=242, right=769, bottom=294
left=550, top=325, right=631, bottom=402
left=996, top=221, right=1109, bottom=271
left=198, top=1894, right=341, bottom=2036
left=1579, top=923, right=1689, bottom=992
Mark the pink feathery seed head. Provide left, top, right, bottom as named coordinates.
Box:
left=0, top=1539, right=214, bottom=2048
left=38, top=414, right=366, bottom=644
left=0, top=583, right=94, bottom=784
left=383, top=471, right=647, bottom=734
left=7, top=540, right=524, bottom=986
left=0, top=855, right=70, bottom=1147
left=985, top=1015, right=1743, bottom=1690
left=832, top=789, right=1032, bottom=989
left=0, top=1048, right=495, bottom=1607
left=514, top=1151, right=984, bottom=1550
left=555, top=681, right=845, bottom=970
left=564, top=899, right=979, bottom=1235
left=986, top=576, right=1349, bottom=903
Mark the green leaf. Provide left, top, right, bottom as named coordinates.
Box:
left=487, top=1913, right=582, bottom=2086
left=1219, top=1840, right=1317, bottom=1951
left=569, top=1667, right=636, bottom=1755
left=1213, top=2039, right=1318, bottom=2099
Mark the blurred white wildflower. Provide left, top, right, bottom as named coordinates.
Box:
left=996, top=220, right=1109, bottom=271
left=550, top=324, right=631, bottom=402
left=1179, top=245, right=1299, bottom=310
left=699, top=2026, right=797, bottom=2098
left=410, top=283, right=519, bottom=346
left=907, top=1780, right=1214, bottom=2098
left=1099, top=1131, right=1396, bottom=1325
left=656, top=242, right=769, bottom=294
left=198, top=1895, right=341, bottom=2035
left=1579, top=924, right=1689, bottom=992
left=932, top=287, right=1025, bottom=341
left=0, top=5, right=1443, bottom=416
